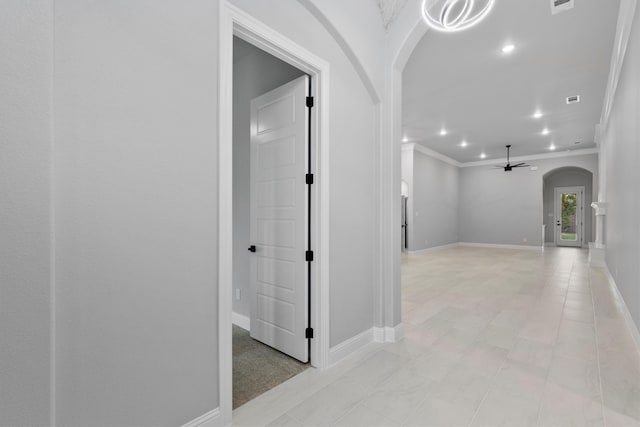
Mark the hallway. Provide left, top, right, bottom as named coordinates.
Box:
left=233, top=246, right=640, bottom=426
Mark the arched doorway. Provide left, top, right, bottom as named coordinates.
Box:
left=543, top=167, right=595, bottom=247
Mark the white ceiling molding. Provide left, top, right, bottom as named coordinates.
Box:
left=460, top=148, right=599, bottom=168
left=402, top=142, right=462, bottom=167
left=599, top=0, right=638, bottom=130
left=403, top=143, right=598, bottom=168
left=376, top=0, right=409, bottom=30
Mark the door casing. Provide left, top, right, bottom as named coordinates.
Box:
left=218, top=2, right=331, bottom=424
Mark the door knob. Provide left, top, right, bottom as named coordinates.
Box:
left=248, top=245, right=256, bottom=252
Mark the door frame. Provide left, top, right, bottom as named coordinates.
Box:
left=217, top=1, right=330, bottom=423
left=554, top=186, right=585, bottom=247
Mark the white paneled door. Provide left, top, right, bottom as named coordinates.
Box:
left=249, top=75, right=309, bottom=363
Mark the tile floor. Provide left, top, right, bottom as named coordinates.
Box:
left=232, top=246, right=640, bottom=426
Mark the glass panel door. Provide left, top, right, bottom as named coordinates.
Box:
left=555, top=187, right=583, bottom=247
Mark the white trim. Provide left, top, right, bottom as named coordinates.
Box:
left=401, top=144, right=598, bottom=169
left=404, top=143, right=462, bottom=167
left=218, top=3, right=331, bottom=424
left=459, top=242, right=542, bottom=251
left=600, top=0, right=638, bottom=128
left=603, top=266, right=640, bottom=355
left=460, top=148, right=599, bottom=168
left=328, top=328, right=374, bottom=367
left=408, top=243, right=460, bottom=255
left=232, top=312, right=250, bottom=331
left=181, top=408, right=221, bottom=427
left=372, top=325, right=404, bottom=343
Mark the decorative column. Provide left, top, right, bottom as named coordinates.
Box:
left=589, top=202, right=607, bottom=267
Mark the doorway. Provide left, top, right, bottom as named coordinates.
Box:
left=554, top=186, right=584, bottom=247
left=219, top=5, right=331, bottom=420
left=231, top=37, right=311, bottom=408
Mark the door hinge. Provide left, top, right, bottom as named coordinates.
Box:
left=305, top=250, right=314, bottom=262
left=306, top=173, right=314, bottom=185
left=306, top=96, right=314, bottom=108
left=305, top=327, right=314, bottom=339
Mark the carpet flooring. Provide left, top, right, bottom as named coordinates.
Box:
left=233, top=325, right=309, bottom=409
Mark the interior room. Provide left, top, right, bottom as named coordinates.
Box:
left=2, top=0, right=639, bottom=426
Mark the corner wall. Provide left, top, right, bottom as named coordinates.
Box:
left=0, top=1, right=52, bottom=425
left=601, top=0, right=640, bottom=331
left=408, top=148, right=459, bottom=251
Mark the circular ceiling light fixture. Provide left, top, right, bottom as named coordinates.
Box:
left=421, top=0, right=496, bottom=33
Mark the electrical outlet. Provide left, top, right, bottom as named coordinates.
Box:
left=235, top=288, right=241, bottom=300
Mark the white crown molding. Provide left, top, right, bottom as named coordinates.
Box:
left=460, top=148, right=599, bottom=168
left=402, top=144, right=598, bottom=168
left=599, top=0, right=638, bottom=130
left=401, top=142, right=462, bottom=167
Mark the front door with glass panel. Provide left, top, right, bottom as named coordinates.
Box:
left=554, top=186, right=583, bottom=247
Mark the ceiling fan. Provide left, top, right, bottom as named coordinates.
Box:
left=494, top=144, right=529, bottom=171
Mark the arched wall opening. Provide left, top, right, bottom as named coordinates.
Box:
left=543, top=167, right=596, bottom=247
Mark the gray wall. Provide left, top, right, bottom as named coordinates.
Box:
left=410, top=150, right=459, bottom=251
left=601, top=2, right=640, bottom=331
left=543, top=168, right=594, bottom=244
left=53, top=1, right=219, bottom=425
left=232, top=38, right=305, bottom=320
left=459, top=155, right=598, bottom=247
left=0, top=1, right=52, bottom=425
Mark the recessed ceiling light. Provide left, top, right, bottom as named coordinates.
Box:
left=460, top=140, right=468, bottom=147
left=439, top=128, right=448, bottom=136
left=549, top=143, right=556, bottom=151
left=480, top=153, right=487, bottom=159
left=541, top=128, right=550, bottom=135
left=533, top=110, right=543, bottom=119
left=501, top=44, right=515, bottom=54
left=402, top=137, right=409, bottom=142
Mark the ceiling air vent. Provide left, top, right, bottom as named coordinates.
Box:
left=566, top=95, right=581, bottom=104
left=550, top=0, right=574, bottom=14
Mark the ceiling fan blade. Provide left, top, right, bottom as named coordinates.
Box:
left=512, top=162, right=528, bottom=167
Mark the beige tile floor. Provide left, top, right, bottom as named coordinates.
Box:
left=232, top=246, right=640, bottom=426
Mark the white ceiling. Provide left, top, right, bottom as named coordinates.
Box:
left=402, top=0, right=620, bottom=163
left=376, top=0, right=408, bottom=30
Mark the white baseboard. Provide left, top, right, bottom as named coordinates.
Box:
left=181, top=408, right=221, bottom=427
left=603, top=266, right=640, bottom=354
left=232, top=312, right=250, bottom=331
left=459, top=242, right=542, bottom=251
left=408, top=243, right=459, bottom=255
left=328, top=328, right=374, bottom=367
left=373, top=324, right=404, bottom=343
